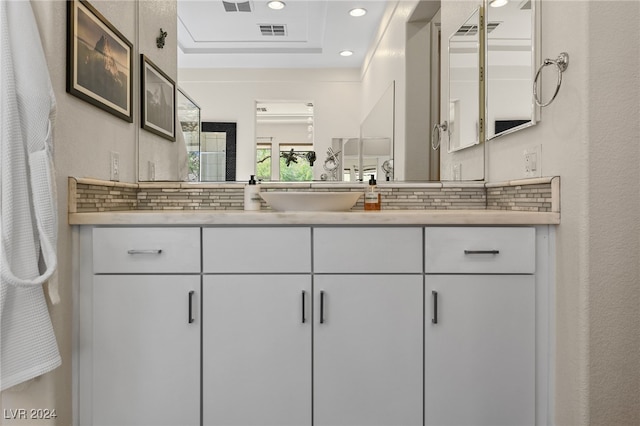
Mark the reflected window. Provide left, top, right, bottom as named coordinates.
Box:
left=256, top=144, right=272, bottom=181
left=255, top=100, right=314, bottom=181
left=279, top=144, right=313, bottom=181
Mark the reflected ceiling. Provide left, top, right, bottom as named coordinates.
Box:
left=178, top=0, right=388, bottom=68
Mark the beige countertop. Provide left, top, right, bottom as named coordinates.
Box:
left=68, top=209, right=560, bottom=226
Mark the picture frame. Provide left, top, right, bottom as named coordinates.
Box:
left=66, top=0, right=133, bottom=122
left=141, top=54, right=176, bottom=142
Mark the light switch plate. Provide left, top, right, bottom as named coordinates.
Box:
left=452, top=163, right=462, bottom=181
left=524, top=145, right=540, bottom=178
left=148, top=161, right=155, bottom=181
left=110, top=151, right=120, bottom=181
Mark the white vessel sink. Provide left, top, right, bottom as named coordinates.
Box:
left=260, top=191, right=363, bottom=212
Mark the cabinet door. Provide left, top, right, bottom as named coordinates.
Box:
left=92, top=275, right=200, bottom=426
left=314, top=275, right=423, bottom=426
left=426, top=275, right=535, bottom=426
left=203, top=275, right=312, bottom=426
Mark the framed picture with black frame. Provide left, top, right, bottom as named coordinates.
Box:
left=66, top=0, right=133, bottom=122
left=141, top=54, right=176, bottom=142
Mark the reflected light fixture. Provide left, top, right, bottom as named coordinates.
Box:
left=267, top=1, right=286, bottom=10
left=489, top=0, right=508, bottom=7
left=340, top=50, right=354, bottom=57
left=349, top=8, right=367, bottom=17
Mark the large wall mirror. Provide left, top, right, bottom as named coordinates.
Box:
left=485, top=0, right=539, bottom=140
left=448, top=7, right=482, bottom=153
left=142, top=0, right=539, bottom=182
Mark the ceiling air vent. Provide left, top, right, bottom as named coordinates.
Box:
left=455, top=24, right=478, bottom=36
left=223, top=1, right=252, bottom=12
left=259, top=24, right=287, bottom=36
left=455, top=22, right=500, bottom=36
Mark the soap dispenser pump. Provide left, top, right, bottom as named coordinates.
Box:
left=244, top=175, right=261, bottom=211
left=364, top=174, right=381, bottom=211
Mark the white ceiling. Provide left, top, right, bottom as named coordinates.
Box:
left=177, top=0, right=389, bottom=68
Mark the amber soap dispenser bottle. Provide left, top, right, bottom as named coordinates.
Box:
left=364, top=174, right=381, bottom=211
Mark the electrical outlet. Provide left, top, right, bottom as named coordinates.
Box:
left=110, top=151, right=120, bottom=181
left=452, top=163, right=462, bottom=181
left=148, top=161, right=155, bottom=181
left=524, top=145, right=541, bottom=177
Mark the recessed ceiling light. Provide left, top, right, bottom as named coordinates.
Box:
left=340, top=50, right=354, bottom=57
left=267, top=1, right=286, bottom=10
left=349, top=8, right=367, bottom=17
left=489, top=0, right=508, bottom=7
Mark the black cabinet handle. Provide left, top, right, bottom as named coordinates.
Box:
left=188, top=290, right=195, bottom=324
left=432, top=290, right=438, bottom=324
left=320, top=290, right=325, bottom=324
left=464, top=249, right=499, bottom=255
left=301, top=290, right=306, bottom=324
left=127, top=249, right=163, bottom=255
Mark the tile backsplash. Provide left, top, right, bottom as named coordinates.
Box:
left=70, top=180, right=137, bottom=213
left=69, top=177, right=559, bottom=213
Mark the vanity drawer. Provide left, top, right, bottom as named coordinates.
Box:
left=314, top=227, right=423, bottom=273
left=425, top=227, right=535, bottom=274
left=93, top=227, right=201, bottom=273
left=203, top=227, right=311, bottom=273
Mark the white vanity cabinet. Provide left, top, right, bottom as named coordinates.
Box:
left=313, top=228, right=424, bottom=426
left=76, top=223, right=551, bottom=426
left=424, top=227, right=537, bottom=426
left=202, top=227, right=312, bottom=426
left=80, top=227, right=201, bottom=426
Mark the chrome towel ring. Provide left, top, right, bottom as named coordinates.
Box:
left=533, top=52, right=569, bottom=107
left=432, top=121, right=448, bottom=151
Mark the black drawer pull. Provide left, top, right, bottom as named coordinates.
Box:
left=432, top=291, right=438, bottom=324
left=301, top=290, right=307, bottom=324
left=127, top=249, right=163, bottom=255
left=320, top=291, right=325, bottom=324
left=464, top=250, right=500, bottom=255
left=188, top=291, right=195, bottom=324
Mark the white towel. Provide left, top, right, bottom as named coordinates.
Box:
left=1, top=0, right=61, bottom=390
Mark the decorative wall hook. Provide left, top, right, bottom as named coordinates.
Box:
left=305, top=151, right=316, bottom=166
left=156, top=28, right=167, bottom=49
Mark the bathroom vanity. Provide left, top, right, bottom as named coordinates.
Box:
left=69, top=175, right=558, bottom=425
left=73, top=213, right=555, bottom=426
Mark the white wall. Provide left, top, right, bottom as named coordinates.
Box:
left=0, top=1, right=176, bottom=424
left=178, top=68, right=361, bottom=181
left=405, top=19, right=431, bottom=181
left=580, top=2, right=639, bottom=423
left=137, top=0, right=179, bottom=181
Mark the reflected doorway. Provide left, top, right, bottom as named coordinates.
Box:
left=201, top=122, right=237, bottom=181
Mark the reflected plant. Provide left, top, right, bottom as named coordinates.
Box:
left=188, top=151, right=200, bottom=181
